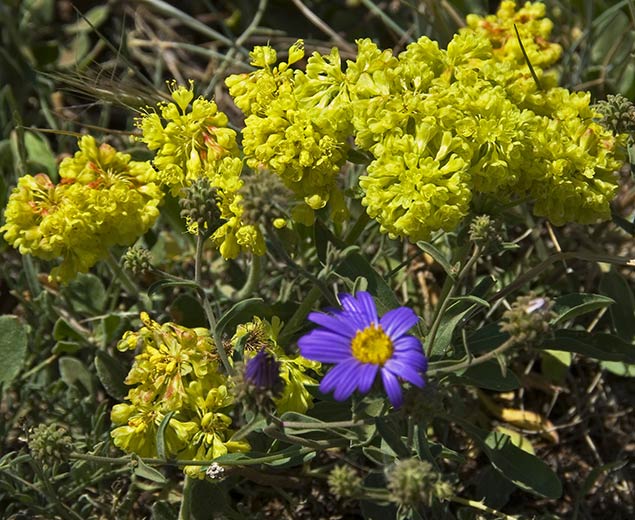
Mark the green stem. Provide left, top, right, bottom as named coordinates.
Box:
left=234, top=254, right=261, bottom=300
left=358, top=0, right=411, bottom=41
left=193, top=234, right=234, bottom=375
left=427, top=337, right=516, bottom=376
left=194, top=234, right=208, bottom=287
left=69, top=449, right=314, bottom=467
left=105, top=252, right=148, bottom=307
left=139, top=0, right=244, bottom=53
left=426, top=245, right=481, bottom=357
left=178, top=475, right=193, bottom=520
left=201, top=291, right=234, bottom=375
left=18, top=353, right=58, bottom=382
left=204, top=0, right=268, bottom=96
left=281, top=419, right=371, bottom=429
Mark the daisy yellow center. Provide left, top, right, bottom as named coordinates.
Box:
left=351, top=324, right=393, bottom=365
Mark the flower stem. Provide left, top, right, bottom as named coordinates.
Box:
left=234, top=254, right=261, bottom=300
left=192, top=233, right=234, bottom=375
left=178, top=475, right=193, bottom=520
left=426, top=245, right=481, bottom=358
left=427, top=336, right=516, bottom=376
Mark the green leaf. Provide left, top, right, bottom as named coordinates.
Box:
left=542, top=330, right=635, bottom=363
left=53, top=318, right=85, bottom=342
left=430, top=301, right=475, bottom=357
left=551, top=293, right=615, bottom=325
left=362, top=445, right=395, bottom=466
left=601, top=361, right=635, bottom=377
left=24, top=131, right=56, bottom=177
left=59, top=356, right=94, bottom=394
left=460, top=421, right=562, bottom=498
left=264, top=445, right=316, bottom=468
left=95, top=350, right=129, bottom=400
left=52, top=341, right=81, bottom=355
left=132, top=456, right=167, bottom=484
left=156, top=411, right=176, bottom=460
left=0, top=316, right=28, bottom=385
left=65, top=274, right=107, bottom=314
left=432, top=277, right=498, bottom=357
left=453, top=360, right=520, bottom=391
left=335, top=252, right=401, bottom=312
left=416, top=241, right=456, bottom=280
left=467, top=322, right=509, bottom=355
left=541, top=350, right=571, bottom=383
left=375, top=416, right=410, bottom=458
left=599, top=271, right=635, bottom=342
left=147, top=278, right=198, bottom=297
left=65, top=5, right=111, bottom=33
left=96, top=314, right=124, bottom=347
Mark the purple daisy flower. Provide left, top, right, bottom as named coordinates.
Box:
left=297, top=291, right=427, bottom=408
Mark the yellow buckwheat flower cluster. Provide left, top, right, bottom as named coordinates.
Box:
left=1, top=136, right=162, bottom=282
left=226, top=41, right=351, bottom=224
left=348, top=1, right=624, bottom=239
left=137, top=82, right=265, bottom=258
left=226, top=1, right=624, bottom=240
left=111, top=312, right=249, bottom=478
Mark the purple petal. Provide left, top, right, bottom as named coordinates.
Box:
left=339, top=292, right=377, bottom=328
left=381, top=369, right=403, bottom=408
left=298, top=331, right=352, bottom=363
left=392, top=347, right=428, bottom=371
left=332, top=370, right=361, bottom=401
left=319, top=359, right=359, bottom=394
left=380, top=307, right=419, bottom=338
left=307, top=311, right=357, bottom=335
left=356, top=363, right=379, bottom=394
left=384, top=358, right=425, bottom=387
left=393, top=335, right=423, bottom=352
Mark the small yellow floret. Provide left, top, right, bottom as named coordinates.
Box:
left=351, top=324, right=393, bottom=365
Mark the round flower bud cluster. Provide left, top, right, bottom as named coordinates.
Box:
left=122, top=246, right=154, bottom=276
left=231, top=316, right=320, bottom=415
left=593, top=94, right=635, bottom=135
left=28, top=423, right=74, bottom=470
left=227, top=1, right=624, bottom=241
left=327, top=465, right=363, bottom=498
left=469, top=214, right=503, bottom=252
left=386, top=458, right=453, bottom=508
left=110, top=312, right=250, bottom=478
left=1, top=136, right=163, bottom=282
left=500, top=294, right=555, bottom=346
left=179, top=177, right=224, bottom=237
left=137, top=82, right=265, bottom=259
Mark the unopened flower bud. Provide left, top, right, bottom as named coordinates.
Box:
left=500, top=294, right=555, bottom=346
left=328, top=465, right=363, bottom=498
left=593, top=94, right=635, bottom=134
left=179, top=177, right=223, bottom=237
left=386, top=459, right=452, bottom=508
left=469, top=214, right=502, bottom=251
left=28, top=423, right=73, bottom=469
left=122, top=246, right=153, bottom=275
left=245, top=349, right=284, bottom=397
